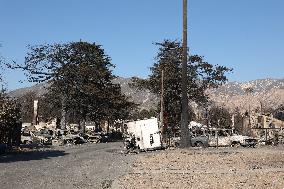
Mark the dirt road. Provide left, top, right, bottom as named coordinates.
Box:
left=2, top=143, right=284, bottom=189
left=0, top=142, right=134, bottom=189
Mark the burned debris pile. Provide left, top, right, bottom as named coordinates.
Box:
left=20, top=121, right=124, bottom=147
left=169, top=110, right=284, bottom=148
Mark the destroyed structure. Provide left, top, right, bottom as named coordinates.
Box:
left=20, top=100, right=126, bottom=146
left=244, top=112, right=284, bottom=144
left=17, top=96, right=284, bottom=150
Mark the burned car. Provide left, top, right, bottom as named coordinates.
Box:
left=21, top=132, right=33, bottom=144
left=191, top=136, right=209, bottom=147
left=231, top=135, right=257, bottom=147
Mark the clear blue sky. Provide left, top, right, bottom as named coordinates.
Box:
left=0, top=0, right=283, bottom=90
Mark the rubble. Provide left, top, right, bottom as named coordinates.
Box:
left=172, top=122, right=258, bottom=148
left=18, top=116, right=280, bottom=149
left=20, top=120, right=125, bottom=148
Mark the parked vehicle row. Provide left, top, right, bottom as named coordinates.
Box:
left=171, top=128, right=258, bottom=148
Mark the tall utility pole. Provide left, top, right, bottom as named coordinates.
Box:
left=160, top=69, right=165, bottom=142
left=180, top=0, right=191, bottom=147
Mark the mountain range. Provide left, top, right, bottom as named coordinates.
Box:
left=209, top=78, right=284, bottom=113
left=8, top=77, right=284, bottom=112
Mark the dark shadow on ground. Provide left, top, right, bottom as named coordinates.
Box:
left=0, top=149, right=68, bottom=163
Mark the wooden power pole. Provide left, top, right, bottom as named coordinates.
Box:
left=180, top=0, right=191, bottom=147
left=160, top=69, right=166, bottom=142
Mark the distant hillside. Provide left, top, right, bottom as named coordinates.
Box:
left=8, top=78, right=284, bottom=112
left=8, top=77, right=158, bottom=110
left=209, top=78, right=284, bottom=113
left=112, top=77, right=158, bottom=109
left=210, top=78, right=284, bottom=95
left=8, top=82, right=49, bottom=98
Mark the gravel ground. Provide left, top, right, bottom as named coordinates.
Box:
left=0, top=142, right=135, bottom=189
left=117, top=146, right=284, bottom=189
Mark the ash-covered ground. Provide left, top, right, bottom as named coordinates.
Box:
left=0, top=142, right=135, bottom=189
left=117, top=146, right=284, bottom=189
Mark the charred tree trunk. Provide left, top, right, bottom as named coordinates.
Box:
left=160, top=69, right=167, bottom=143
left=81, top=116, right=86, bottom=133
left=60, top=96, right=67, bottom=130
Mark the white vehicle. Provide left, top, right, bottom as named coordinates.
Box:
left=125, top=118, right=162, bottom=150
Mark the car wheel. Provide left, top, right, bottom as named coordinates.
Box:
left=195, top=141, right=203, bottom=147
left=232, top=142, right=241, bottom=147
left=24, top=140, right=32, bottom=144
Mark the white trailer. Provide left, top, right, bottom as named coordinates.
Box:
left=126, top=118, right=162, bottom=150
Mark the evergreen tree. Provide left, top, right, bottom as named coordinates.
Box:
left=0, top=92, right=21, bottom=146
left=209, top=106, right=232, bottom=129
left=273, top=104, right=284, bottom=121
left=130, top=40, right=232, bottom=131
left=9, top=41, right=135, bottom=130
